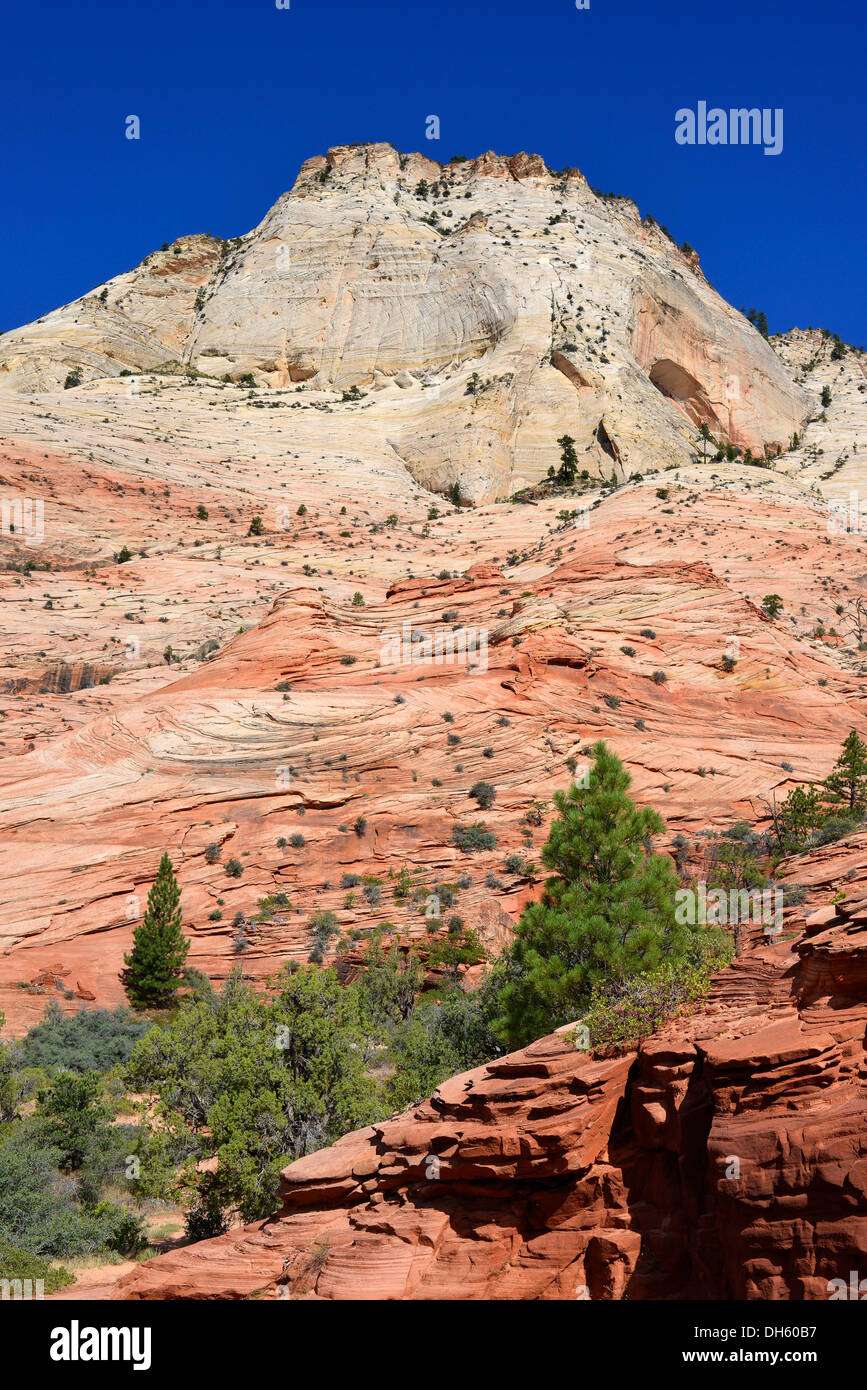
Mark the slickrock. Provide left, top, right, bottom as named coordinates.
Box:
left=1, top=141, right=866, bottom=1297
left=0, top=143, right=807, bottom=497
left=1, top=466, right=865, bottom=1035
left=1, top=443, right=866, bottom=1036
left=773, top=328, right=867, bottom=507
left=113, top=902, right=867, bottom=1300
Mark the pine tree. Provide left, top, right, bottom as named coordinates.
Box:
left=555, top=434, right=578, bottom=486
left=823, top=730, right=867, bottom=816
left=122, top=853, right=189, bottom=1008
left=776, top=783, right=826, bottom=852
left=492, top=742, right=712, bottom=1048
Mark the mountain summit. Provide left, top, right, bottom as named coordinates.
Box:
left=0, top=143, right=806, bottom=501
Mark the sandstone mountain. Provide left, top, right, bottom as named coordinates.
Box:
left=0, top=143, right=808, bottom=500
left=0, top=145, right=865, bottom=1305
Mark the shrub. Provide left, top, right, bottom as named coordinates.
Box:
left=820, top=815, right=860, bottom=844
left=205, top=843, right=221, bottom=864
left=783, top=883, right=808, bottom=907
left=451, top=823, right=497, bottom=853
left=224, top=859, right=243, bottom=878
left=12, top=1001, right=152, bottom=1074
left=469, top=781, right=496, bottom=810
left=309, top=911, right=339, bottom=954
left=578, top=945, right=733, bottom=1055
left=248, top=515, right=264, bottom=536
left=0, top=1241, right=73, bottom=1294
left=651, top=670, right=667, bottom=684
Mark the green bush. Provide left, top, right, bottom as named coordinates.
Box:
left=125, top=965, right=380, bottom=1227
left=578, top=945, right=732, bottom=1055
left=12, top=1002, right=152, bottom=1075
left=0, top=1240, right=74, bottom=1294
left=0, top=1129, right=135, bottom=1259
left=451, top=823, right=497, bottom=853
left=469, top=781, right=496, bottom=810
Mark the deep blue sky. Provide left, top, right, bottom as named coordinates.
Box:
left=1, top=0, right=864, bottom=342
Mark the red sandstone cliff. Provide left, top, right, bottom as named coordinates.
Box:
left=113, top=890, right=867, bottom=1301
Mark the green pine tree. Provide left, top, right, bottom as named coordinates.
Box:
left=823, top=729, right=867, bottom=816
left=555, top=434, right=578, bottom=486
left=33, top=1070, right=114, bottom=1171
left=122, top=853, right=189, bottom=1009
left=492, top=742, right=715, bottom=1048
left=776, top=783, right=826, bottom=853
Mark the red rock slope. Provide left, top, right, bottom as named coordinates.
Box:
left=114, top=894, right=867, bottom=1300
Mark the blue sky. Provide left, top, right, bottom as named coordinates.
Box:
left=1, top=0, right=864, bottom=343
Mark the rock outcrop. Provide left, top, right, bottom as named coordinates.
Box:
left=0, top=143, right=807, bottom=498
left=113, top=897, right=867, bottom=1300
left=0, top=140, right=864, bottom=1301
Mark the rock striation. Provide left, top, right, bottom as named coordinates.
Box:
left=0, top=143, right=807, bottom=499
left=1, top=464, right=865, bottom=1036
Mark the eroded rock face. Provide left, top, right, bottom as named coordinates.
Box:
left=2, top=465, right=864, bottom=1036
left=0, top=142, right=807, bottom=498
left=112, top=899, right=867, bottom=1301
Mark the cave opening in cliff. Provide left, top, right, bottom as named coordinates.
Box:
left=648, top=358, right=720, bottom=432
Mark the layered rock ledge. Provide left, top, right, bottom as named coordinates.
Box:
left=114, top=898, right=867, bottom=1300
